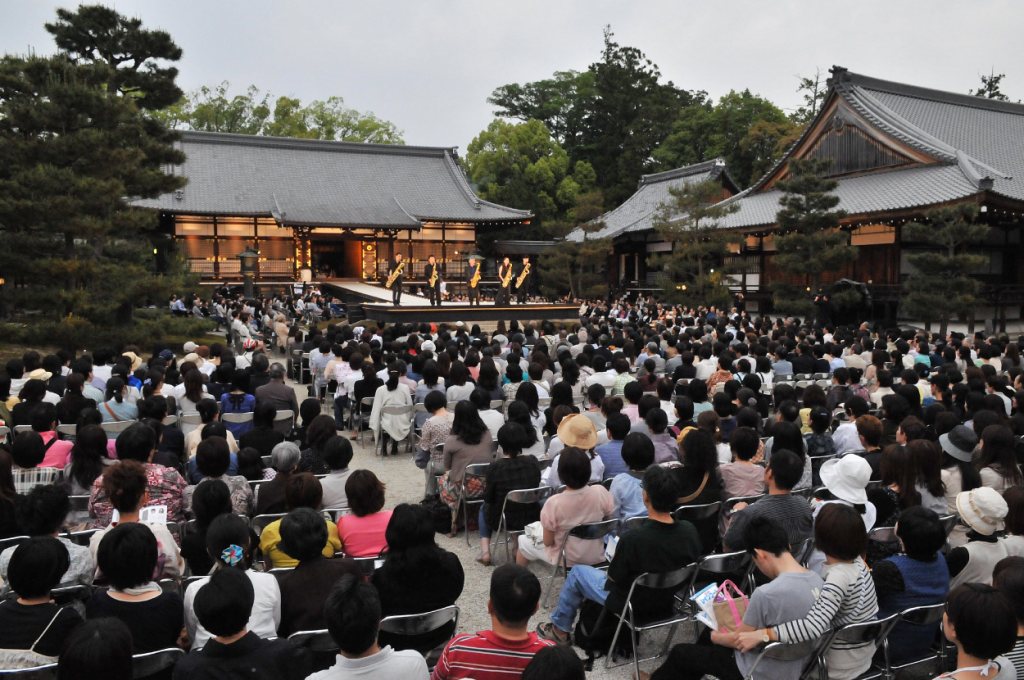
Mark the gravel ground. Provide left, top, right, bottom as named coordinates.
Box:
left=286, top=379, right=693, bottom=679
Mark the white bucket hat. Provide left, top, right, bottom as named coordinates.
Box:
left=956, top=487, right=1007, bottom=536
left=818, top=455, right=872, bottom=506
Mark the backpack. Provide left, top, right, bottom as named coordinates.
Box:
left=572, top=599, right=634, bottom=671
left=420, top=497, right=453, bottom=535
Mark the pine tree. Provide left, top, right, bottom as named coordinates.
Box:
left=538, top=189, right=610, bottom=301
left=902, top=205, right=989, bottom=336
left=648, top=178, right=738, bottom=309
left=0, top=6, right=190, bottom=345
left=771, top=158, right=853, bottom=317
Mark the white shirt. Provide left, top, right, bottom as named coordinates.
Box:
left=832, top=422, right=861, bottom=455
left=184, top=570, right=281, bottom=650
left=479, top=409, right=505, bottom=442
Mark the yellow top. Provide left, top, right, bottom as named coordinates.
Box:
left=258, top=517, right=341, bottom=568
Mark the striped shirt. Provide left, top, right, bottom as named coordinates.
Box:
left=775, top=559, right=879, bottom=678
left=1006, top=638, right=1024, bottom=680
left=430, top=630, right=553, bottom=680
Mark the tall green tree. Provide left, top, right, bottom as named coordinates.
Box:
left=465, top=119, right=595, bottom=233
left=489, top=27, right=702, bottom=205
left=156, top=82, right=404, bottom=144
left=0, top=5, right=190, bottom=344
left=653, top=90, right=798, bottom=188
left=970, top=70, right=1009, bottom=101
left=647, top=179, right=739, bottom=308
left=902, top=205, right=990, bottom=336
left=771, top=158, right=853, bottom=317
left=538, top=189, right=610, bottom=300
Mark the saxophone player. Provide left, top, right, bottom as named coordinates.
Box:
left=466, top=255, right=482, bottom=306
left=496, top=256, right=513, bottom=306
left=514, top=255, right=531, bottom=304
left=387, top=252, right=405, bottom=306
left=425, top=254, right=442, bottom=307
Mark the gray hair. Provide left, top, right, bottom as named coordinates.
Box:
left=270, top=441, right=301, bottom=472
left=269, top=363, right=286, bottom=381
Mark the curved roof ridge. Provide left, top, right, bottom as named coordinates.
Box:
left=391, top=197, right=423, bottom=225
left=640, top=158, right=726, bottom=186
left=179, top=129, right=450, bottom=157
left=439, top=149, right=532, bottom=217
left=837, top=69, right=1024, bottom=116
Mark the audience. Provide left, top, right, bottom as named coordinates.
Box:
left=260, top=473, right=340, bottom=567
left=478, top=422, right=542, bottom=566
left=58, top=618, right=133, bottom=680
left=336, top=469, right=391, bottom=558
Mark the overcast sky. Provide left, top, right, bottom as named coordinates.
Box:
left=4, top=1, right=1022, bottom=151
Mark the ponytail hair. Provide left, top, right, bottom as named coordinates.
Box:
left=386, top=362, right=400, bottom=391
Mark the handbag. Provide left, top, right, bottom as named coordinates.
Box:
left=711, top=579, right=749, bottom=633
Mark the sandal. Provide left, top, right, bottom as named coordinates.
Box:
left=476, top=556, right=492, bottom=567
left=536, top=621, right=570, bottom=645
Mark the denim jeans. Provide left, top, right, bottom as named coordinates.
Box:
left=477, top=505, right=492, bottom=538
left=550, top=565, right=609, bottom=632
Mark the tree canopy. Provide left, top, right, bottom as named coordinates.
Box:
left=156, top=81, right=404, bottom=144
left=0, top=5, right=194, bottom=347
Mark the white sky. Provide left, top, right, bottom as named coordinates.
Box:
left=3, top=0, right=1022, bottom=151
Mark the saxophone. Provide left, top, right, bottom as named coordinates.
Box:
left=469, top=266, right=481, bottom=289
left=428, top=265, right=439, bottom=287
left=515, top=263, right=531, bottom=289
left=500, top=265, right=513, bottom=288
left=385, top=261, right=404, bottom=289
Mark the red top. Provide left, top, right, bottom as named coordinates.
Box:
left=431, top=630, right=553, bottom=680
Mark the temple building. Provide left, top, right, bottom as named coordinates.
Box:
left=135, top=131, right=531, bottom=284
left=566, top=159, right=739, bottom=286
left=712, top=66, right=1024, bottom=324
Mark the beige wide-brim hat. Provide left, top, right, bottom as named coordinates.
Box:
left=557, top=413, right=598, bottom=450
left=121, top=352, right=143, bottom=372
left=956, top=487, right=1008, bottom=536
left=26, top=368, right=53, bottom=382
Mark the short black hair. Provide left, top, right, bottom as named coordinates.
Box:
left=557, top=447, right=591, bottom=489
left=115, top=423, right=156, bottom=462
left=497, top=422, right=527, bottom=457
left=279, top=507, right=328, bottom=562
left=196, top=436, right=231, bottom=478
left=97, top=522, right=157, bottom=590
left=192, top=479, right=232, bottom=529
left=11, top=430, right=45, bottom=468
left=194, top=567, right=255, bottom=637
left=324, top=573, right=381, bottom=655
left=643, top=464, right=679, bottom=513
left=945, top=582, right=1017, bottom=660
left=489, top=564, right=540, bottom=627
left=895, top=506, right=946, bottom=560
left=644, top=407, right=668, bottom=435
left=744, top=516, right=791, bottom=557
left=814, top=502, right=867, bottom=561
left=522, top=645, right=585, bottom=680
left=7, top=536, right=69, bottom=598
left=205, top=513, right=252, bottom=569
left=621, top=432, right=655, bottom=471
left=30, top=402, right=58, bottom=432
left=424, top=389, right=446, bottom=413
left=17, top=484, right=70, bottom=536
left=321, top=436, right=354, bottom=471
left=993, top=556, right=1024, bottom=625
left=58, top=618, right=133, bottom=680
left=605, top=412, right=631, bottom=441
left=729, top=427, right=760, bottom=461
left=767, top=448, right=803, bottom=490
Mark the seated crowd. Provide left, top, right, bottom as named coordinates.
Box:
left=0, top=303, right=1023, bottom=679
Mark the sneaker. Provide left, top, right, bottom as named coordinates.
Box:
left=536, top=622, right=570, bottom=645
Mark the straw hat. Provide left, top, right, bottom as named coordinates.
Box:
left=557, top=413, right=598, bottom=450
left=819, top=455, right=871, bottom=505
left=121, top=352, right=143, bottom=373
left=26, top=368, right=53, bottom=382
left=956, top=487, right=1007, bottom=536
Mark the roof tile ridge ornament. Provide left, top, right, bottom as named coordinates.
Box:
left=955, top=151, right=996, bottom=190
left=838, top=70, right=1024, bottom=116
left=178, top=129, right=447, bottom=158
left=271, top=193, right=286, bottom=224
left=638, top=159, right=724, bottom=187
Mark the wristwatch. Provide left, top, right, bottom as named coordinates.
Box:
left=761, top=629, right=771, bottom=644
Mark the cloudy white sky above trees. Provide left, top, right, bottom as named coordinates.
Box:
left=4, top=0, right=1021, bottom=149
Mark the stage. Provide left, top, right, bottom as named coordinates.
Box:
left=319, top=279, right=579, bottom=324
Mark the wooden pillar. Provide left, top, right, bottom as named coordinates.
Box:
left=212, top=215, right=220, bottom=279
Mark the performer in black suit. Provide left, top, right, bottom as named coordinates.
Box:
left=425, top=255, right=442, bottom=307
left=514, top=256, right=531, bottom=304
left=466, top=255, right=482, bottom=306
left=386, top=252, right=405, bottom=306
left=496, top=257, right=513, bottom=306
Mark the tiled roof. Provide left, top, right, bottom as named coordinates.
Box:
left=718, top=67, right=1024, bottom=230
left=566, top=159, right=735, bottom=242
left=133, top=131, right=531, bottom=228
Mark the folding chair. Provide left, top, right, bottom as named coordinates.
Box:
left=493, top=486, right=552, bottom=562
left=805, top=613, right=898, bottom=680
left=724, top=493, right=765, bottom=517
left=13, top=425, right=32, bottom=435
left=379, top=605, right=460, bottom=658
left=807, top=453, right=837, bottom=486
left=618, top=515, right=648, bottom=535
left=50, top=584, right=94, bottom=607
left=287, top=629, right=338, bottom=673
left=790, top=536, right=815, bottom=567
left=160, top=415, right=178, bottom=428
left=742, top=636, right=825, bottom=680
left=881, top=603, right=947, bottom=678
left=158, top=578, right=180, bottom=597
left=0, top=426, right=9, bottom=445
left=222, top=412, right=254, bottom=428
left=672, top=501, right=721, bottom=526
left=63, top=528, right=99, bottom=547
left=0, top=664, right=57, bottom=678
left=100, top=420, right=134, bottom=437
left=458, top=462, right=490, bottom=546
left=56, top=424, right=77, bottom=440
left=179, top=413, right=203, bottom=438
left=542, top=518, right=619, bottom=607
left=273, top=409, right=295, bottom=435
left=0, top=535, right=30, bottom=553
left=376, top=404, right=415, bottom=456
left=250, top=513, right=286, bottom=537
left=604, top=564, right=700, bottom=677
left=353, top=397, right=374, bottom=445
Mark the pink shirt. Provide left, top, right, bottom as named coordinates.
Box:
left=337, top=509, right=393, bottom=558
left=540, top=485, right=614, bottom=566
left=39, top=431, right=74, bottom=469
